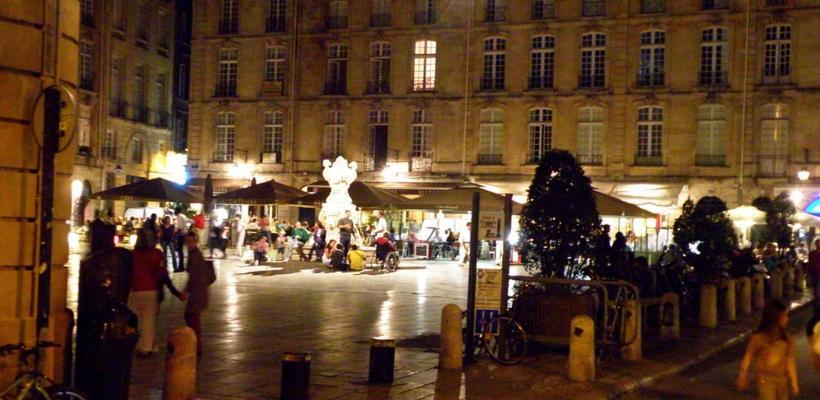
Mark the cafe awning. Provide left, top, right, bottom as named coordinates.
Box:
left=404, top=182, right=524, bottom=213
left=91, top=177, right=202, bottom=203
left=212, top=179, right=306, bottom=205
left=593, top=191, right=656, bottom=218
left=297, top=181, right=409, bottom=208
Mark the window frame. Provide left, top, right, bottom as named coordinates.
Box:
left=263, top=110, right=285, bottom=159
left=635, top=106, right=663, bottom=163
left=527, top=108, right=553, bottom=163
left=215, top=111, right=237, bottom=162
left=577, top=106, right=604, bottom=165
left=412, top=40, right=437, bottom=91
left=637, top=30, right=666, bottom=87
left=481, top=37, right=506, bottom=91
left=580, top=32, right=606, bottom=88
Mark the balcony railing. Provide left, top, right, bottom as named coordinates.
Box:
left=577, top=154, right=603, bottom=165
left=219, top=19, right=238, bottom=34
left=81, top=14, right=95, bottom=28
left=757, top=155, right=788, bottom=177
left=214, top=83, right=237, bottom=97
left=766, top=0, right=787, bottom=6
left=415, top=11, right=435, bottom=25
left=761, top=74, right=791, bottom=86
left=321, top=152, right=343, bottom=161
left=526, top=155, right=542, bottom=165
left=101, top=147, right=118, bottom=161
left=366, top=80, right=390, bottom=95
left=477, top=154, right=503, bottom=165
left=323, top=81, right=347, bottom=95
left=266, top=15, right=287, bottom=32
left=695, top=154, right=726, bottom=167
left=582, top=1, right=607, bottom=17
left=579, top=74, right=606, bottom=89
left=212, top=151, right=235, bottom=163
left=485, top=6, right=506, bottom=22
left=532, top=2, right=556, bottom=19
left=410, top=154, right=433, bottom=172
left=634, top=155, right=663, bottom=166
left=702, top=0, right=729, bottom=10
left=699, top=71, right=728, bottom=87
left=370, top=14, right=391, bottom=27
left=134, top=106, right=150, bottom=123
left=80, top=77, right=94, bottom=91
left=528, top=75, right=553, bottom=90
left=640, top=0, right=666, bottom=14
left=637, top=72, right=665, bottom=87
left=325, top=16, right=348, bottom=30
left=153, top=110, right=171, bottom=128
left=261, top=81, right=286, bottom=96
left=109, top=100, right=129, bottom=118
left=480, top=77, right=505, bottom=92
left=411, top=78, right=436, bottom=92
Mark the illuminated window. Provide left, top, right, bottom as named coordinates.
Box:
left=636, top=106, right=663, bottom=165
left=528, top=108, right=553, bottom=163
left=758, top=103, right=789, bottom=176
left=478, top=109, right=503, bottom=164
left=413, top=40, right=436, bottom=91
left=215, top=112, right=236, bottom=162
left=263, top=111, right=284, bottom=161
left=577, top=106, right=604, bottom=165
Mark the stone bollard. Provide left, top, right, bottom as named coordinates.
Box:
left=783, top=268, right=794, bottom=297
left=699, top=284, right=717, bottom=329
left=281, top=352, right=311, bottom=400
left=751, top=274, right=766, bottom=310
left=659, top=292, right=680, bottom=343
left=770, top=270, right=784, bottom=301
left=737, top=276, right=752, bottom=316
left=719, top=279, right=736, bottom=322
left=369, top=337, right=395, bottom=384
left=568, top=315, right=595, bottom=382
left=163, top=327, right=197, bottom=400
left=439, top=304, right=463, bottom=370
left=621, top=300, right=641, bottom=360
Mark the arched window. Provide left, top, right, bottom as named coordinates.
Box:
left=413, top=40, right=437, bottom=91
left=482, top=37, right=506, bottom=91
left=263, top=111, right=284, bottom=163
left=577, top=107, right=604, bottom=165
left=478, top=109, right=503, bottom=164
left=700, top=27, right=727, bottom=85
left=635, top=106, right=662, bottom=165
left=638, top=30, right=665, bottom=87
left=528, top=108, right=553, bottom=163
left=758, top=103, right=789, bottom=176
left=696, top=104, right=726, bottom=166
left=215, top=111, right=236, bottom=162
left=580, top=33, right=606, bottom=88
left=529, top=35, right=554, bottom=89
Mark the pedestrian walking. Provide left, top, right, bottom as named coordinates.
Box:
left=89, top=210, right=115, bottom=254
left=142, top=213, right=159, bottom=248
left=235, top=215, right=247, bottom=257
left=159, top=216, right=177, bottom=271
left=459, top=222, right=472, bottom=265
left=736, top=299, right=799, bottom=399
left=174, top=208, right=190, bottom=272
left=128, top=230, right=184, bottom=357
left=182, top=232, right=216, bottom=355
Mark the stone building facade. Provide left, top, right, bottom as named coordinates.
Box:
left=73, top=0, right=178, bottom=218
left=188, top=0, right=820, bottom=213
left=0, top=0, right=79, bottom=385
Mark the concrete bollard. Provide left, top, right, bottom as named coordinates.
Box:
left=720, top=279, right=736, bottom=322
left=770, top=270, right=784, bottom=301
left=368, top=337, right=395, bottom=384
left=737, top=276, right=752, bottom=316
left=568, top=315, right=595, bottom=382
left=751, top=274, right=766, bottom=310
left=621, top=300, right=641, bottom=361
left=439, top=304, right=463, bottom=370
left=699, top=284, right=717, bottom=329
left=659, top=292, right=680, bottom=343
left=163, top=327, right=197, bottom=400
left=783, top=268, right=794, bottom=297
left=281, top=352, right=311, bottom=400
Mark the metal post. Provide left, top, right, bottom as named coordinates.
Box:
left=501, top=194, right=513, bottom=313
left=37, top=86, right=62, bottom=330
left=464, top=192, right=480, bottom=363
left=368, top=337, right=395, bottom=384
left=281, top=352, right=311, bottom=400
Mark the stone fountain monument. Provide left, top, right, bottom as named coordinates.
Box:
left=319, top=156, right=358, bottom=243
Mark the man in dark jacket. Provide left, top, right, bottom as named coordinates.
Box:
left=183, top=232, right=215, bottom=355
left=89, top=210, right=115, bottom=254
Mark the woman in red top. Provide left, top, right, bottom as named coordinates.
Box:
left=129, top=230, right=184, bottom=357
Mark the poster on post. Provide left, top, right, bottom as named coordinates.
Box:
left=478, top=213, right=503, bottom=241
left=474, top=268, right=502, bottom=334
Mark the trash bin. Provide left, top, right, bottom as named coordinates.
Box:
left=77, top=306, right=139, bottom=400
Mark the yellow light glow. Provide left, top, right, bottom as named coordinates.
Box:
left=228, top=162, right=254, bottom=180
left=789, top=190, right=803, bottom=204
left=71, top=180, right=83, bottom=200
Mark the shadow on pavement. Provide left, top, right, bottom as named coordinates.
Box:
left=233, top=261, right=324, bottom=277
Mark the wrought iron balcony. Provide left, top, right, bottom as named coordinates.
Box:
left=323, top=81, right=347, bottom=95
left=325, top=16, right=348, bottom=30
left=528, top=75, right=553, bottom=90
left=219, top=19, right=238, bottom=34
left=766, top=0, right=787, bottom=6
left=261, top=81, right=286, bottom=96
left=366, top=80, right=390, bottom=95
left=579, top=74, right=606, bottom=89
left=480, top=77, right=505, bottom=92
left=637, top=72, right=665, bottom=87
left=477, top=154, right=503, bottom=165
left=761, top=73, right=791, bottom=86
left=577, top=154, right=603, bottom=165
left=370, top=14, right=391, bottom=28
left=702, top=0, right=728, bottom=10
left=756, top=155, right=789, bottom=177
left=410, top=154, right=433, bottom=172
left=214, top=84, right=237, bottom=98
left=411, top=78, right=436, bottom=92
left=414, top=11, right=435, bottom=25
left=695, top=154, right=726, bottom=167
left=484, top=6, right=506, bottom=22
left=532, top=2, right=556, bottom=19
left=634, top=155, right=663, bottom=166
left=699, top=71, right=728, bottom=87
left=212, top=151, right=235, bottom=163
left=266, top=16, right=287, bottom=32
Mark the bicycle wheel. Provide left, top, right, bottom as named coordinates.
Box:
left=482, top=316, right=528, bottom=365
left=48, top=386, right=88, bottom=400
left=385, top=253, right=399, bottom=272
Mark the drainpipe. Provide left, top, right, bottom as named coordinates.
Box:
left=738, top=0, right=752, bottom=205
left=288, top=0, right=300, bottom=183
left=461, top=0, right=473, bottom=177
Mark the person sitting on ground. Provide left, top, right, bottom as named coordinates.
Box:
left=348, top=244, right=366, bottom=271
left=375, top=232, right=396, bottom=264
left=322, top=239, right=338, bottom=266
left=253, top=236, right=269, bottom=266
left=330, top=243, right=349, bottom=271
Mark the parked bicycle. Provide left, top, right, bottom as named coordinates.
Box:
left=0, top=341, right=86, bottom=400
left=462, top=305, right=529, bottom=365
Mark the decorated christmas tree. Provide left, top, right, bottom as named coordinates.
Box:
left=673, top=196, right=738, bottom=283
left=520, top=150, right=601, bottom=278
left=752, top=192, right=796, bottom=248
